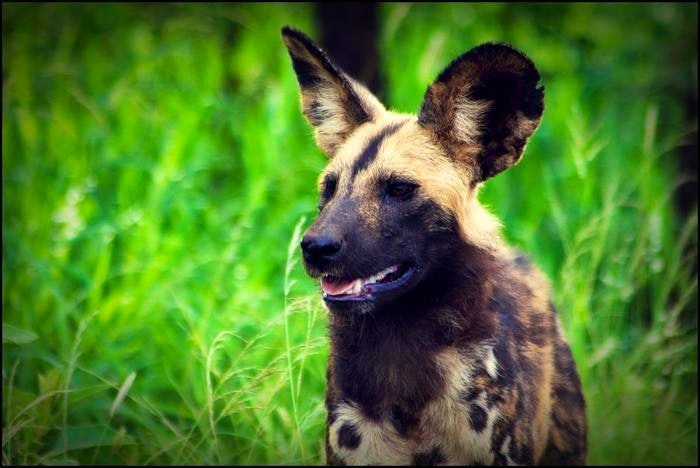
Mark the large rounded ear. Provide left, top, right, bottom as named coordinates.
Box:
left=418, top=43, right=544, bottom=182
left=281, top=26, right=385, bottom=157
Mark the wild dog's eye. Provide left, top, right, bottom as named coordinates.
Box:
left=319, top=176, right=338, bottom=209
left=385, top=180, right=417, bottom=200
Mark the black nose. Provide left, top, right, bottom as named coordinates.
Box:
left=301, top=235, right=342, bottom=263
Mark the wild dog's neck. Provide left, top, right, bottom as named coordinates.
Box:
left=457, top=190, right=506, bottom=253
left=327, top=242, right=500, bottom=418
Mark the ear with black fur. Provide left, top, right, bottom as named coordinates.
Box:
left=281, top=26, right=385, bottom=156
left=418, top=43, right=544, bottom=182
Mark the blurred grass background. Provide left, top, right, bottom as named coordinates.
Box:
left=2, top=3, right=697, bottom=465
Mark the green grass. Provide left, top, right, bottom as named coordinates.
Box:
left=2, top=3, right=697, bottom=465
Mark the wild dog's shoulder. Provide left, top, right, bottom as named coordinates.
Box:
left=489, top=248, right=558, bottom=346
left=486, top=248, right=587, bottom=464
left=507, top=249, right=553, bottom=301
left=542, top=315, right=588, bottom=464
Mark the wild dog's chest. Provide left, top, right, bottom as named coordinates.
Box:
left=327, top=347, right=509, bottom=465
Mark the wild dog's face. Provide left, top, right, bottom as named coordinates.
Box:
left=282, top=27, right=544, bottom=315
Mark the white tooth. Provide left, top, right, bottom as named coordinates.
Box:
left=378, top=265, right=396, bottom=279
left=365, top=265, right=400, bottom=285
left=353, top=279, right=362, bottom=295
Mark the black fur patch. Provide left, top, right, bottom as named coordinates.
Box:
left=492, top=337, right=516, bottom=387
left=412, top=446, right=446, bottom=466
left=282, top=26, right=338, bottom=89
left=492, top=453, right=508, bottom=466
left=491, top=288, right=526, bottom=343
left=510, top=438, right=534, bottom=465
left=306, top=100, right=330, bottom=126
left=468, top=404, right=488, bottom=432
left=350, top=121, right=405, bottom=178
left=461, top=387, right=481, bottom=403
left=337, top=422, right=361, bottom=450
left=389, top=405, right=418, bottom=438
left=290, top=55, right=323, bottom=89
left=540, top=443, right=573, bottom=466
left=554, top=342, right=584, bottom=401
left=466, top=49, right=543, bottom=121
left=514, top=253, right=531, bottom=270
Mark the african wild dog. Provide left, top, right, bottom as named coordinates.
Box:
left=281, top=26, right=587, bottom=466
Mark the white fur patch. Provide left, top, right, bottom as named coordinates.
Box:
left=453, top=97, right=491, bottom=143
left=301, top=75, right=386, bottom=156
left=329, top=402, right=414, bottom=465
left=327, top=345, right=503, bottom=465
left=500, top=435, right=518, bottom=465
left=306, top=85, right=353, bottom=153
left=419, top=348, right=501, bottom=465
left=484, top=345, right=498, bottom=380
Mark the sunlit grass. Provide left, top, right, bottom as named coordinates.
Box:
left=3, top=3, right=697, bottom=465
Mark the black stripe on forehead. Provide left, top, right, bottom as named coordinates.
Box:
left=350, top=121, right=406, bottom=178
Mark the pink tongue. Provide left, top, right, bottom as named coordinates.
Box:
left=321, top=277, right=357, bottom=296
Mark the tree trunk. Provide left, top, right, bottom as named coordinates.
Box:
left=315, top=2, right=384, bottom=101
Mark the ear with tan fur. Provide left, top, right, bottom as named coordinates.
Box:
left=281, top=26, right=385, bottom=157
left=418, top=43, right=544, bottom=182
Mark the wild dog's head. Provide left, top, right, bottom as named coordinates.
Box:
left=282, top=27, right=544, bottom=315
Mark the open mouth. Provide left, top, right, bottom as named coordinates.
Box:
left=320, top=263, right=417, bottom=302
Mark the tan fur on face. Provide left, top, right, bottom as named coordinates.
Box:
left=320, top=112, right=505, bottom=251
